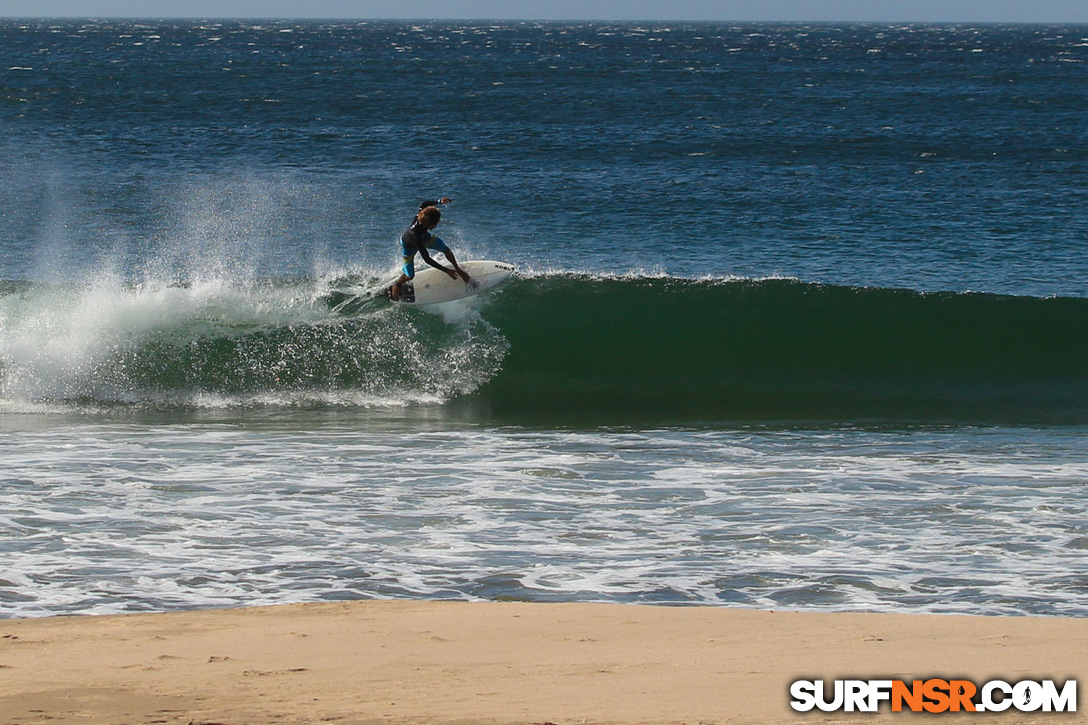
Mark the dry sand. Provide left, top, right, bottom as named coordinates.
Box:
left=1, top=601, right=1084, bottom=724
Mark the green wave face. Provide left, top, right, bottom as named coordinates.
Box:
left=471, top=276, right=1088, bottom=424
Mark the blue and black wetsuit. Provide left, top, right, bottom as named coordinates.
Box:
left=400, top=200, right=450, bottom=278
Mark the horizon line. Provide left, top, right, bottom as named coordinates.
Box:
left=3, top=16, right=1088, bottom=23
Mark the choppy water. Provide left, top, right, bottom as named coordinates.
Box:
left=1, top=20, right=1087, bottom=617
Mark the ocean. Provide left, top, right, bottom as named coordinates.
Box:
left=1, top=19, right=1087, bottom=618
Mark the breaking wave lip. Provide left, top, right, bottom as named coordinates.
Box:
left=2, top=272, right=1087, bottom=425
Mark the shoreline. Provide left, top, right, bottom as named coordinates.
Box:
left=2, top=601, right=1085, bottom=724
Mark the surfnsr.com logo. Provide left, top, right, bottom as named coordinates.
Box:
left=790, top=678, right=1077, bottom=713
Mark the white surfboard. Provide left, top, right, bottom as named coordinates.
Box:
left=390, top=260, right=515, bottom=305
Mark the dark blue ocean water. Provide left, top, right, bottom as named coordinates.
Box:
left=3, top=21, right=1087, bottom=294
left=1, top=21, right=1087, bottom=617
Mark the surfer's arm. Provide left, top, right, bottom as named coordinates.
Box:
left=441, top=247, right=471, bottom=283
left=417, top=245, right=459, bottom=278
left=419, top=198, right=452, bottom=209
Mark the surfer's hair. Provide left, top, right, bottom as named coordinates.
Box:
left=416, top=206, right=441, bottom=227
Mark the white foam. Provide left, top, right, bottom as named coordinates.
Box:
left=3, top=423, right=1087, bottom=617
left=0, top=271, right=332, bottom=405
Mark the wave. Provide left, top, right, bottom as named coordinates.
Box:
left=469, top=275, right=1088, bottom=424
left=2, top=273, right=1086, bottom=424
left=0, top=273, right=505, bottom=411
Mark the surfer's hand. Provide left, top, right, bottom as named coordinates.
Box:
left=458, top=270, right=471, bottom=283
left=439, top=197, right=452, bottom=204
left=445, top=268, right=459, bottom=280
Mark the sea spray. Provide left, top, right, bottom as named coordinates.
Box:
left=0, top=272, right=508, bottom=409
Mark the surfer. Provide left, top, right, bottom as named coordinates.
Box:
left=389, top=198, right=471, bottom=301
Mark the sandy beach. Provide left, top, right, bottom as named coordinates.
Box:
left=1, top=601, right=1084, bottom=724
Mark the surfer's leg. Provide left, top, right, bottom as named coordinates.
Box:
left=390, top=255, right=416, bottom=301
